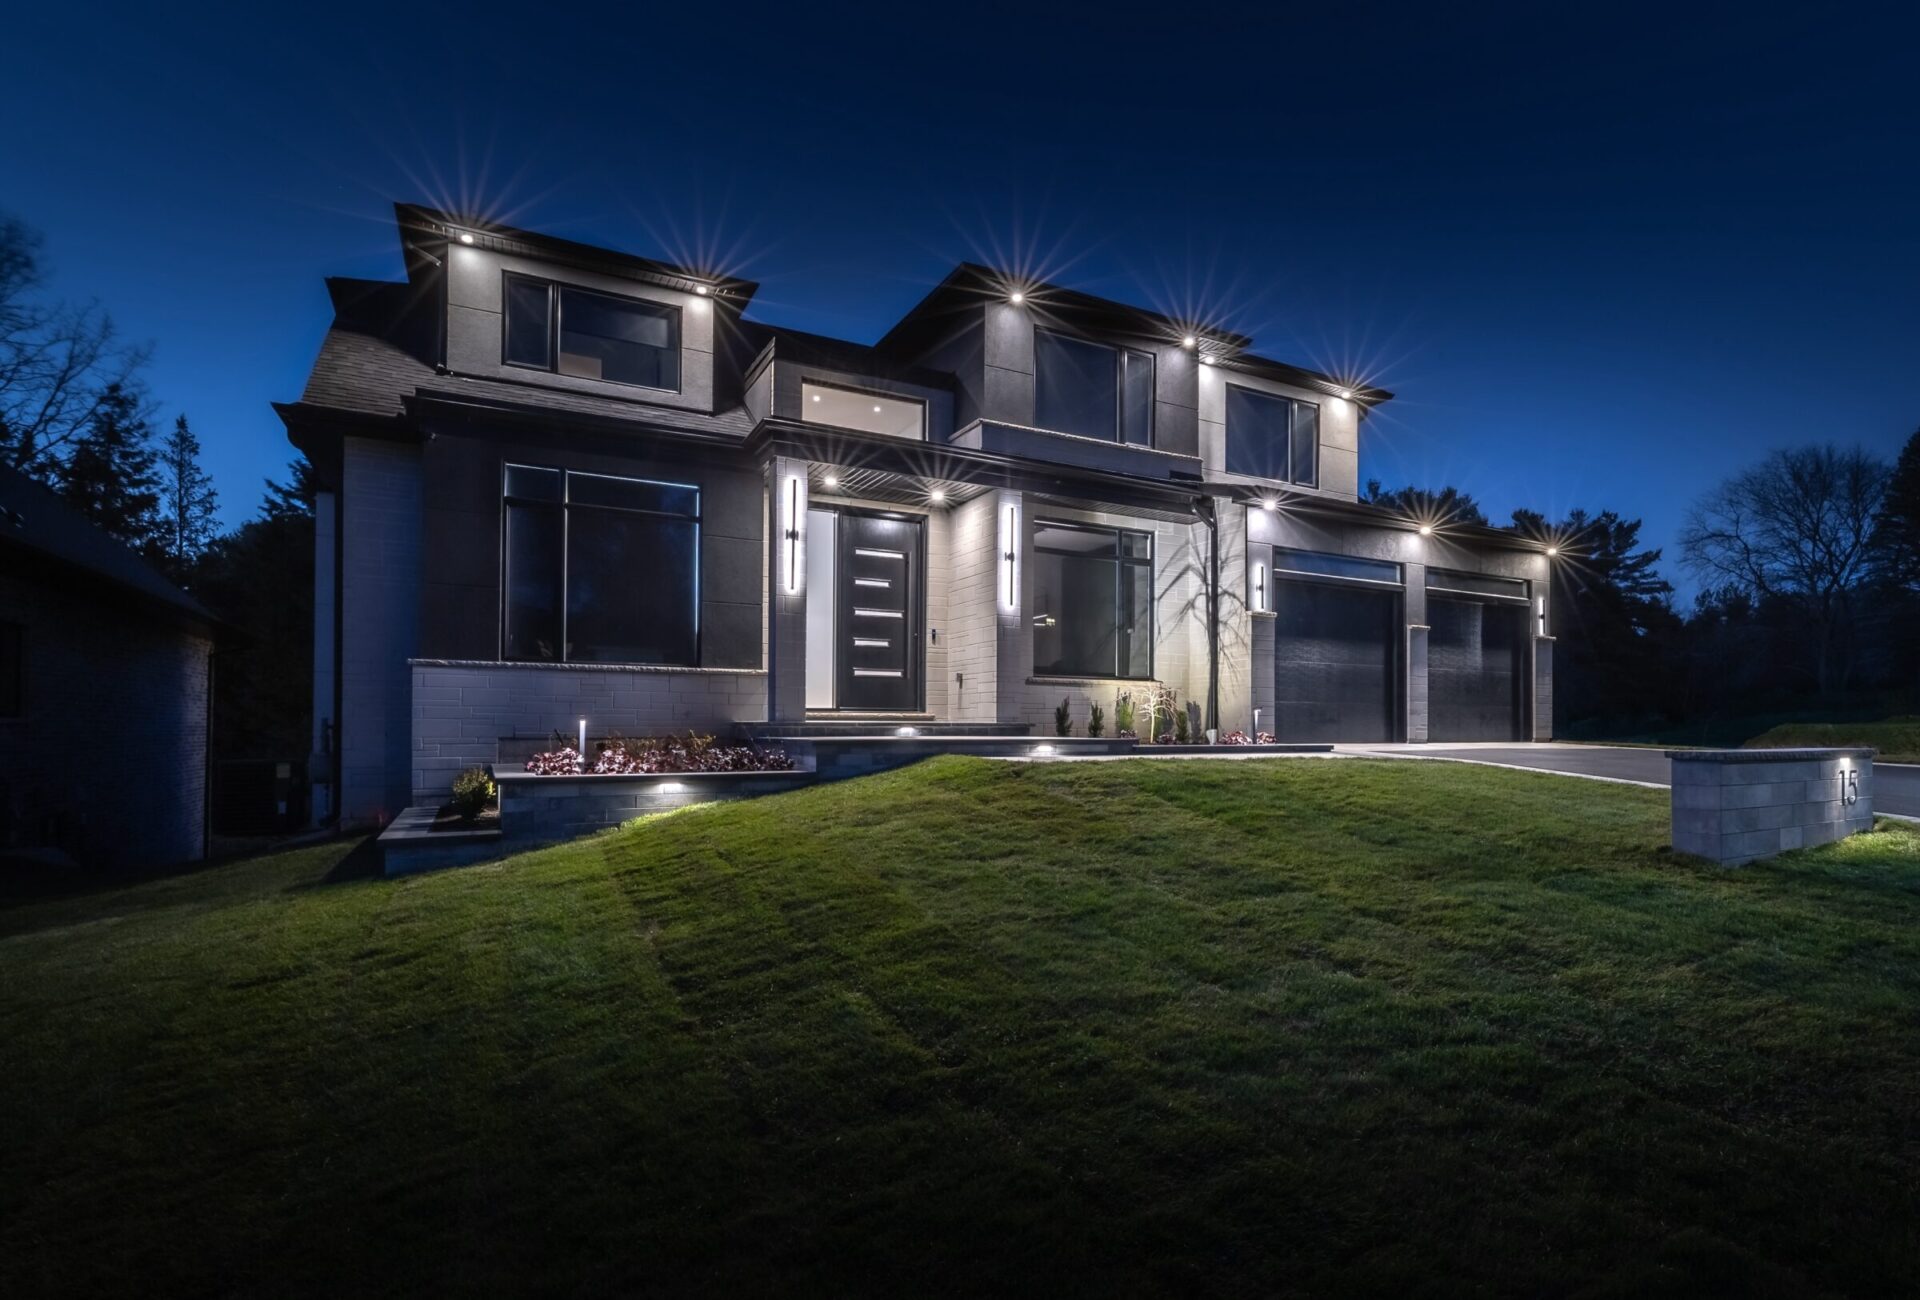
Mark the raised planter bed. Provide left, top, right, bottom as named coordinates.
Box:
left=492, top=767, right=817, bottom=846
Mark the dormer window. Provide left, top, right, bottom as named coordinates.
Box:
left=503, top=274, right=682, bottom=392
left=1034, top=329, right=1154, bottom=446
left=1225, top=384, right=1317, bottom=487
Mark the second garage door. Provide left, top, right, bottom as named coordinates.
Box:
left=1427, top=595, right=1527, bottom=742
left=1272, top=579, right=1400, bottom=743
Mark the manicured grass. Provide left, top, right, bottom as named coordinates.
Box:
left=1745, top=717, right=1920, bottom=765
left=1586, top=712, right=1920, bottom=764
left=5, top=757, right=1919, bottom=1296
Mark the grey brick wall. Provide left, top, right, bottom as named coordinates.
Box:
left=1670, top=750, right=1874, bottom=864
left=0, top=571, right=210, bottom=868
left=339, top=437, right=422, bottom=825
left=409, top=660, right=767, bottom=801
left=947, top=493, right=1002, bottom=722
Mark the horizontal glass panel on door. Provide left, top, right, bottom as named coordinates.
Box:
left=1426, top=570, right=1528, bottom=601
left=1272, top=548, right=1401, bottom=585
left=802, top=381, right=925, bottom=439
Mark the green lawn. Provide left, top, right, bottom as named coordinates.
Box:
left=5, top=758, right=1920, bottom=1297
left=1583, top=712, right=1920, bottom=764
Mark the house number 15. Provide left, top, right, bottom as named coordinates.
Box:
left=1840, top=767, right=1860, bottom=807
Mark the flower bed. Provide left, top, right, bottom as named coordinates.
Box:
left=524, top=733, right=795, bottom=776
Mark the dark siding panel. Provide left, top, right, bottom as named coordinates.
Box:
left=1272, top=581, right=1398, bottom=743
left=1428, top=597, right=1526, bottom=742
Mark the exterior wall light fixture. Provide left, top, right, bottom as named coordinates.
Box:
left=999, top=502, right=1021, bottom=611
left=1418, top=524, right=1433, bottom=536
left=783, top=473, right=807, bottom=593
left=694, top=284, right=710, bottom=296
left=1009, top=290, right=1025, bottom=304
left=1545, top=545, right=1560, bottom=557
left=1199, top=355, right=1216, bottom=366
left=1182, top=335, right=1197, bottom=348
left=457, top=232, right=475, bottom=245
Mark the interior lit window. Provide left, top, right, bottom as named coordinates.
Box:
left=801, top=381, right=925, bottom=439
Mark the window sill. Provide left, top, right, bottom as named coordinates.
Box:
left=1028, top=674, right=1155, bottom=686
left=409, top=658, right=763, bottom=675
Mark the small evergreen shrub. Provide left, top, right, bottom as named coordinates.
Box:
left=1088, top=703, right=1105, bottom=737
left=450, top=766, right=496, bottom=816
left=1054, top=696, right=1074, bottom=737
left=1114, top=692, right=1135, bottom=737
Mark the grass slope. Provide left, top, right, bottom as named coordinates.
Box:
left=4, top=757, right=1919, bottom=1297
left=1744, top=717, right=1920, bottom=765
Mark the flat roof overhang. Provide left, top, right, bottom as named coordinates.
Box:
left=746, top=418, right=1219, bottom=522
left=1223, top=483, right=1551, bottom=554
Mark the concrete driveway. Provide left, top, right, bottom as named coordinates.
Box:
left=1338, top=742, right=1920, bottom=820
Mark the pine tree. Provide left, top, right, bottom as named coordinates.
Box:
left=1876, top=426, right=1920, bottom=588
left=1362, top=479, right=1489, bottom=526
left=57, top=381, right=162, bottom=553
left=157, top=413, right=219, bottom=579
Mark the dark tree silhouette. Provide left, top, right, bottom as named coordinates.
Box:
left=0, top=213, right=149, bottom=477
left=1363, top=478, right=1488, bottom=527
left=55, top=380, right=162, bottom=554
left=158, top=413, right=219, bottom=580
left=1681, top=444, right=1888, bottom=694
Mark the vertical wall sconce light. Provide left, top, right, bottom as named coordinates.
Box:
left=1252, top=561, right=1267, bottom=613
left=1535, top=595, right=1547, bottom=637
left=998, top=499, right=1020, bottom=611
left=783, top=472, right=807, bottom=594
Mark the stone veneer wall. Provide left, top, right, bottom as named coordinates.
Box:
left=1669, top=748, right=1874, bottom=864
left=409, top=660, right=767, bottom=802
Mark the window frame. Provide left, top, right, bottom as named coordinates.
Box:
left=1030, top=518, right=1156, bottom=681
left=1033, top=327, right=1156, bottom=447
left=500, top=272, right=684, bottom=394
left=500, top=462, right=703, bottom=666
left=1224, top=382, right=1320, bottom=488
left=799, top=378, right=928, bottom=440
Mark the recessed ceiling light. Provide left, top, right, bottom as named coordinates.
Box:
left=1336, top=387, right=1354, bottom=400
left=823, top=475, right=838, bottom=488
left=1546, top=545, right=1560, bottom=557
left=1199, top=355, right=1216, bottom=366
left=458, top=232, right=474, bottom=245
left=694, top=284, right=710, bottom=296
left=929, top=488, right=947, bottom=503
left=1182, top=335, right=1197, bottom=348
left=1009, top=290, right=1025, bottom=304
left=1261, top=498, right=1278, bottom=513
left=873, top=404, right=883, bottom=413
left=811, top=393, right=821, bottom=402
left=1418, top=524, right=1433, bottom=536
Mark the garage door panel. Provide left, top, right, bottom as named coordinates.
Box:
left=1428, top=597, right=1525, bottom=742
left=1273, top=581, right=1398, bottom=743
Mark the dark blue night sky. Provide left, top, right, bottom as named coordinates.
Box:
left=8, top=3, right=1916, bottom=593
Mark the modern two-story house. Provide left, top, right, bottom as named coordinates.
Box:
left=278, top=205, right=1555, bottom=826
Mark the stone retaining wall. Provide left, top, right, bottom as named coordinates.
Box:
left=1669, top=747, right=1874, bottom=864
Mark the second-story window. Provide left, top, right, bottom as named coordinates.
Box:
left=503, top=274, right=682, bottom=392
left=1034, top=330, right=1153, bottom=446
left=1225, top=384, right=1318, bottom=487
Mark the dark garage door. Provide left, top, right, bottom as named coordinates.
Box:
left=1272, top=580, right=1399, bottom=743
left=1428, top=597, right=1526, bottom=742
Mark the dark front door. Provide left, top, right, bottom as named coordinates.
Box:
left=1272, top=579, right=1399, bottom=742
left=1428, top=597, right=1527, bottom=741
left=836, top=513, right=922, bottom=711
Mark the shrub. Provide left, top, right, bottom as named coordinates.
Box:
left=1088, top=703, right=1105, bottom=738
left=1114, top=692, right=1136, bottom=737
left=1174, top=708, right=1190, bottom=744
left=450, top=766, right=496, bottom=816
left=527, top=733, right=796, bottom=777
left=1054, top=696, right=1073, bottom=737
left=525, top=747, right=582, bottom=775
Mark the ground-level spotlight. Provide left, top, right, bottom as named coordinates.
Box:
left=657, top=781, right=686, bottom=794
left=1031, top=743, right=1056, bottom=756
left=895, top=726, right=919, bottom=737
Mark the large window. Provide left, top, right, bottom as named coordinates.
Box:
left=1225, top=384, right=1318, bottom=486
left=1034, top=330, right=1154, bottom=445
left=801, top=381, right=925, bottom=439
left=503, top=464, right=700, bottom=665
left=503, top=275, right=682, bottom=392
left=1031, top=522, right=1153, bottom=679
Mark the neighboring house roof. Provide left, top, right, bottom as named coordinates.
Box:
left=0, top=463, right=217, bottom=630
